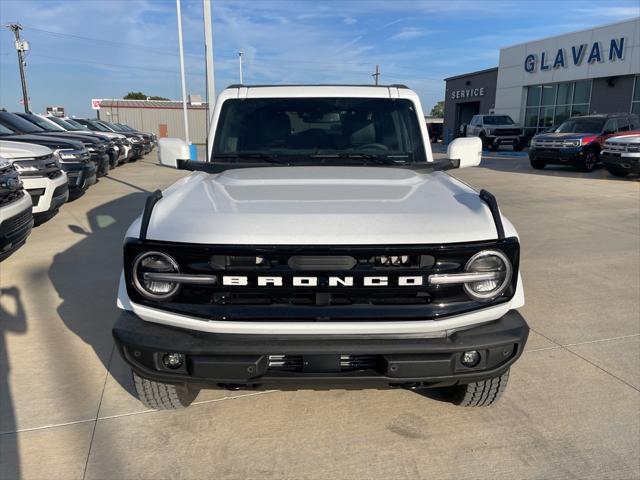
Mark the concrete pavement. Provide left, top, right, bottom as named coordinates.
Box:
left=0, top=153, right=638, bottom=479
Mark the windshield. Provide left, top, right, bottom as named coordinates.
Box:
left=483, top=115, right=514, bottom=125
left=212, top=98, right=426, bottom=163
left=48, top=116, right=81, bottom=131
left=17, top=114, right=65, bottom=132
left=0, top=112, right=45, bottom=134
left=64, top=119, right=89, bottom=130
left=77, top=119, right=110, bottom=132
left=97, top=121, right=118, bottom=132
left=0, top=124, right=14, bottom=136
left=556, top=118, right=605, bottom=134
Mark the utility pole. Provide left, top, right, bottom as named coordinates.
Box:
left=175, top=0, right=190, bottom=145
left=203, top=0, right=216, bottom=161
left=372, top=64, right=380, bottom=86
left=238, top=51, right=244, bottom=84
left=7, top=23, right=30, bottom=112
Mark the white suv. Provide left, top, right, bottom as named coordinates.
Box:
left=0, top=156, right=34, bottom=261
left=0, top=141, right=69, bottom=220
left=114, top=85, right=528, bottom=410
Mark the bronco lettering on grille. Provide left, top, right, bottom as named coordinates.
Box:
left=222, top=275, right=425, bottom=287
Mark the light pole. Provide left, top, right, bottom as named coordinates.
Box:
left=203, top=0, right=216, bottom=161
left=6, top=23, right=30, bottom=112
left=176, top=0, right=190, bottom=145
left=372, top=64, right=380, bottom=86
left=238, top=51, right=244, bottom=84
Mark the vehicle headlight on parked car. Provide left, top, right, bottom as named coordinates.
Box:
left=562, top=140, right=580, bottom=147
left=132, top=251, right=181, bottom=300
left=13, top=163, right=39, bottom=172
left=54, top=149, right=82, bottom=161
left=462, top=250, right=512, bottom=301
left=530, top=138, right=537, bottom=147
left=129, top=137, right=140, bottom=143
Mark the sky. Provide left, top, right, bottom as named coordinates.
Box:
left=0, top=0, right=638, bottom=117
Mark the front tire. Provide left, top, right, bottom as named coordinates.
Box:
left=606, top=166, right=629, bottom=177
left=132, top=371, right=199, bottom=410
left=579, top=149, right=598, bottom=172
left=445, top=369, right=510, bottom=407
left=530, top=156, right=546, bottom=169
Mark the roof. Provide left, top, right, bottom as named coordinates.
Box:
left=226, top=83, right=410, bottom=89
left=444, top=67, right=498, bottom=82
left=98, top=99, right=208, bottom=110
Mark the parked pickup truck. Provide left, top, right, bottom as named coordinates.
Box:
left=114, top=84, right=528, bottom=410
left=0, top=155, right=34, bottom=261
left=0, top=141, right=69, bottom=222
left=465, top=114, right=524, bottom=151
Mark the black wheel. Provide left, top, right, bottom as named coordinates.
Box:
left=489, top=143, right=499, bottom=151
left=606, top=166, right=629, bottom=177
left=579, top=149, right=598, bottom=172
left=530, top=156, right=546, bottom=169
left=479, top=134, right=489, bottom=150
left=443, top=369, right=510, bottom=407
left=132, top=371, right=199, bottom=410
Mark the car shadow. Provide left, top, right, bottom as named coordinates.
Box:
left=48, top=192, right=148, bottom=399
left=0, top=286, right=27, bottom=479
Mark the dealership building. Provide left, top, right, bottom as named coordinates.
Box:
left=443, top=18, right=640, bottom=142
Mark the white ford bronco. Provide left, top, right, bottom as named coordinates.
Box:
left=114, top=85, right=528, bottom=409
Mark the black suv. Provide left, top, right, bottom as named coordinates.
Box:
left=529, top=113, right=640, bottom=172
left=75, top=119, right=145, bottom=160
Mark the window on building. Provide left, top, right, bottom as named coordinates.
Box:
left=523, top=80, right=592, bottom=139
left=632, top=76, right=640, bottom=116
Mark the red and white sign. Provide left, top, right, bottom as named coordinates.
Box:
left=91, top=99, right=102, bottom=110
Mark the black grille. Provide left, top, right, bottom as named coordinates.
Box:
left=0, top=208, right=33, bottom=235
left=124, top=238, right=520, bottom=322
left=493, top=128, right=521, bottom=136
left=267, top=355, right=378, bottom=373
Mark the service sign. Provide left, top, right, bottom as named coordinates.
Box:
left=91, top=99, right=102, bottom=110
left=450, top=87, right=485, bottom=100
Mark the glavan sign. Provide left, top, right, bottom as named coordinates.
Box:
left=524, top=38, right=625, bottom=73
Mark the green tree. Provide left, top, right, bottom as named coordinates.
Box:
left=430, top=101, right=444, bottom=117
left=123, top=92, right=170, bottom=101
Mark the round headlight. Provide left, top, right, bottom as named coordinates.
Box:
left=463, top=250, right=512, bottom=301
left=132, top=251, right=180, bottom=300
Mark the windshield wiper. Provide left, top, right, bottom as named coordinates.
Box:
left=310, top=153, right=410, bottom=165
left=213, top=153, right=289, bottom=164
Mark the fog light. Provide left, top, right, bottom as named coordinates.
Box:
left=162, top=353, right=184, bottom=369
left=461, top=350, right=480, bottom=368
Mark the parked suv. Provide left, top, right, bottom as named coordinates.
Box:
left=0, top=155, right=34, bottom=261
left=0, top=141, right=69, bottom=222
left=114, top=84, right=528, bottom=411
left=75, top=119, right=144, bottom=160
left=56, top=117, right=132, bottom=164
left=529, top=113, right=640, bottom=172
left=9, top=112, right=111, bottom=177
left=465, top=114, right=524, bottom=151
left=601, top=131, right=640, bottom=177
left=0, top=123, right=95, bottom=199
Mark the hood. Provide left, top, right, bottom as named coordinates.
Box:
left=134, top=166, right=508, bottom=245
left=607, top=132, right=640, bottom=144
left=534, top=132, right=596, bottom=141
left=35, top=131, right=103, bottom=145
left=0, top=140, right=52, bottom=159
left=0, top=134, right=84, bottom=150
left=487, top=124, right=520, bottom=129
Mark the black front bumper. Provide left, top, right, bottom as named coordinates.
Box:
left=601, top=153, right=640, bottom=173
left=0, top=203, right=33, bottom=261
left=61, top=162, right=96, bottom=194
left=529, top=146, right=585, bottom=164
left=113, top=310, right=529, bottom=389
left=91, top=153, right=110, bottom=177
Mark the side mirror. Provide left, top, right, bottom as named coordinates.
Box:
left=158, top=138, right=189, bottom=168
left=447, top=137, right=482, bottom=169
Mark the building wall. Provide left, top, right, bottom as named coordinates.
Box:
left=99, top=106, right=209, bottom=144
left=590, top=75, right=636, bottom=114
left=443, top=68, right=498, bottom=142
left=495, top=18, right=640, bottom=122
